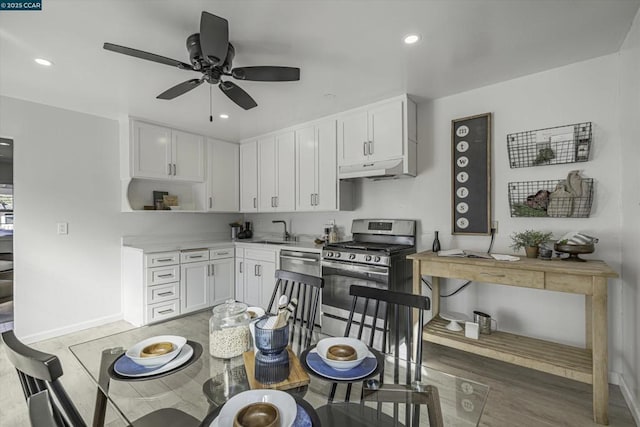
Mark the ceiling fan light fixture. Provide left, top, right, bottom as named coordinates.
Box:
left=34, top=58, right=53, bottom=66
left=403, top=34, right=421, bottom=45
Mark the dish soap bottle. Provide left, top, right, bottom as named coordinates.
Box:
left=432, top=231, right=441, bottom=253
left=329, top=224, right=338, bottom=243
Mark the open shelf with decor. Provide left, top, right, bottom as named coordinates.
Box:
left=507, top=122, right=592, bottom=168
left=508, top=178, right=594, bottom=218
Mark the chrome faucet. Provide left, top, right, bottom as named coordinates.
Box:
left=272, top=220, right=291, bottom=241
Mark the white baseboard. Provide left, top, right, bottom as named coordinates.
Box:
left=619, top=373, right=640, bottom=426
left=20, top=313, right=124, bottom=344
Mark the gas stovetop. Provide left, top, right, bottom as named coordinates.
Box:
left=325, top=241, right=414, bottom=254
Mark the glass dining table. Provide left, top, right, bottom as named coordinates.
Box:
left=69, top=310, right=489, bottom=427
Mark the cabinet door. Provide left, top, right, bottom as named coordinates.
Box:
left=131, top=121, right=172, bottom=179
left=240, top=141, right=258, bottom=212
left=259, top=261, right=277, bottom=312
left=275, top=131, right=295, bottom=211
left=315, top=120, right=338, bottom=211
left=295, top=126, right=317, bottom=211
left=258, top=136, right=277, bottom=212
left=210, top=258, right=234, bottom=306
left=172, top=130, right=205, bottom=182
left=338, top=109, right=369, bottom=166
left=368, top=100, right=404, bottom=161
left=244, top=259, right=263, bottom=307
left=180, top=261, right=210, bottom=314
left=235, top=258, right=245, bottom=302
left=207, top=139, right=239, bottom=212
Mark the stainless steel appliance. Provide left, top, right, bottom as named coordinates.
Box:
left=320, top=219, right=416, bottom=340
left=279, top=249, right=321, bottom=278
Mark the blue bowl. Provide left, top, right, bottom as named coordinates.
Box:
left=254, top=317, right=289, bottom=354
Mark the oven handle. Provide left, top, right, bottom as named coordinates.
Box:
left=321, top=260, right=389, bottom=276
left=280, top=255, right=320, bottom=263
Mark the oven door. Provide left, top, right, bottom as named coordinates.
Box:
left=321, top=259, right=389, bottom=338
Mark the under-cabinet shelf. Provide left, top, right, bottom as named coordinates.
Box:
left=507, top=122, right=592, bottom=168
left=423, top=317, right=592, bottom=383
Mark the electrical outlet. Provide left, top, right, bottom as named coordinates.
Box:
left=491, top=220, right=498, bottom=233
left=57, top=222, right=68, bottom=235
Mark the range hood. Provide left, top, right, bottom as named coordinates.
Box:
left=338, top=158, right=414, bottom=180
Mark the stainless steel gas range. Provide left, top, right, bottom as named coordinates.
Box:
left=320, top=219, right=416, bottom=342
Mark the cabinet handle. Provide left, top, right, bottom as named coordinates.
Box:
left=156, top=258, right=173, bottom=262
left=239, top=261, right=243, bottom=273
left=363, top=141, right=368, bottom=156
left=254, top=265, right=259, bottom=276
left=189, top=255, right=203, bottom=259
left=310, top=193, right=314, bottom=206
left=253, top=197, right=257, bottom=208
left=217, top=251, right=229, bottom=256
left=258, top=265, right=262, bottom=276
left=157, top=273, right=174, bottom=278
left=168, top=163, right=172, bottom=176
left=173, top=163, right=177, bottom=176
left=368, top=141, right=373, bottom=155
left=209, top=197, right=213, bottom=209
left=275, top=196, right=278, bottom=207
left=480, top=272, right=506, bottom=278
left=157, top=291, right=173, bottom=297
left=211, top=264, right=215, bottom=276
left=315, top=193, right=319, bottom=206
left=158, top=308, right=174, bottom=315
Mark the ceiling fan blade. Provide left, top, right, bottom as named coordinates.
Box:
left=219, top=81, right=257, bottom=110
left=231, top=66, right=300, bottom=82
left=157, top=79, right=204, bottom=100
left=103, top=43, right=193, bottom=70
left=200, top=12, right=229, bottom=66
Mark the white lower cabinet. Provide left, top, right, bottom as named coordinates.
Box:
left=123, top=245, right=234, bottom=326
left=236, top=247, right=278, bottom=310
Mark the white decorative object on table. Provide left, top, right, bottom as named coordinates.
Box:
left=465, top=322, right=480, bottom=339
left=439, top=311, right=470, bottom=332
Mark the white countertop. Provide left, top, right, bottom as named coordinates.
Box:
left=123, top=236, right=324, bottom=253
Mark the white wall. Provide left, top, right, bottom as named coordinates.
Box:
left=247, top=53, right=625, bottom=374
left=0, top=96, right=236, bottom=341
left=618, top=6, right=640, bottom=423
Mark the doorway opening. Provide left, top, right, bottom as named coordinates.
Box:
left=0, top=137, right=14, bottom=332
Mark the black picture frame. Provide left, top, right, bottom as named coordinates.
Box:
left=451, top=113, right=492, bottom=235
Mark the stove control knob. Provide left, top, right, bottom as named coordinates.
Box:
left=335, top=252, right=341, bottom=258
left=349, top=254, right=356, bottom=260
left=365, top=255, right=372, bottom=262
left=326, top=252, right=333, bottom=258
left=374, top=256, right=381, bottom=262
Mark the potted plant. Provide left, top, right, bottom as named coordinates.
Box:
left=510, top=229, right=553, bottom=258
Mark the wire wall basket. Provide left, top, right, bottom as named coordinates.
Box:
left=507, top=122, right=592, bottom=168
left=508, top=179, right=594, bottom=218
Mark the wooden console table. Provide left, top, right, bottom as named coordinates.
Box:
left=408, top=251, right=618, bottom=425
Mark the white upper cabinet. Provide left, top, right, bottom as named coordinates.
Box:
left=296, top=119, right=338, bottom=211
left=240, top=141, right=258, bottom=212
left=257, top=131, right=295, bottom=212
left=338, top=110, right=369, bottom=166
left=206, top=138, right=239, bottom=212
left=131, top=121, right=204, bottom=182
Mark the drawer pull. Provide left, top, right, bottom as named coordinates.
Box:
left=157, top=291, right=173, bottom=296
left=156, top=258, right=174, bottom=262
left=216, top=251, right=229, bottom=256
left=189, top=255, right=203, bottom=259
left=158, top=308, right=174, bottom=315
left=157, top=273, right=174, bottom=278
left=480, top=272, right=506, bottom=278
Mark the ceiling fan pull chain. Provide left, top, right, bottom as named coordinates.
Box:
left=209, top=85, right=213, bottom=122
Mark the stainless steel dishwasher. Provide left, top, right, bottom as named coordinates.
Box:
left=279, top=249, right=321, bottom=277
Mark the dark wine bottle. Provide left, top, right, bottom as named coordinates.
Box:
left=432, top=231, right=441, bottom=252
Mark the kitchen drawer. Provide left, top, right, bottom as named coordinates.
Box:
left=210, top=247, right=234, bottom=260
left=180, top=249, right=209, bottom=264
left=146, top=282, right=180, bottom=304
left=450, top=263, right=544, bottom=289
left=144, top=251, right=179, bottom=268
left=244, top=248, right=277, bottom=263
left=146, top=299, right=180, bottom=323
left=146, top=265, right=180, bottom=286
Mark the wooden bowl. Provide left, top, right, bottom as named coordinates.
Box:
left=140, top=342, right=174, bottom=358
left=327, top=344, right=357, bottom=361
left=233, top=402, right=280, bottom=427
left=554, top=243, right=594, bottom=262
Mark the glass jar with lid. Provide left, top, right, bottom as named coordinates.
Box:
left=209, top=300, right=252, bottom=358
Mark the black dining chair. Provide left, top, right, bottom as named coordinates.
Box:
left=266, top=269, right=324, bottom=351
left=316, top=285, right=443, bottom=427
left=1, top=330, right=200, bottom=427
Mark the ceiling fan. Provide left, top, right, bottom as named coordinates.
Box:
left=103, top=11, right=300, bottom=110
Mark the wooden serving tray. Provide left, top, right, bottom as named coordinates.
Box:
left=243, top=348, right=310, bottom=391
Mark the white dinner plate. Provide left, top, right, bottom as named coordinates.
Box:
left=216, top=390, right=297, bottom=427
left=114, top=344, right=193, bottom=378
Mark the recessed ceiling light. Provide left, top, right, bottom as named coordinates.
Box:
left=35, top=58, right=53, bottom=66
left=0, top=142, right=10, bottom=146
left=403, top=34, right=421, bottom=45
left=219, top=114, right=229, bottom=119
